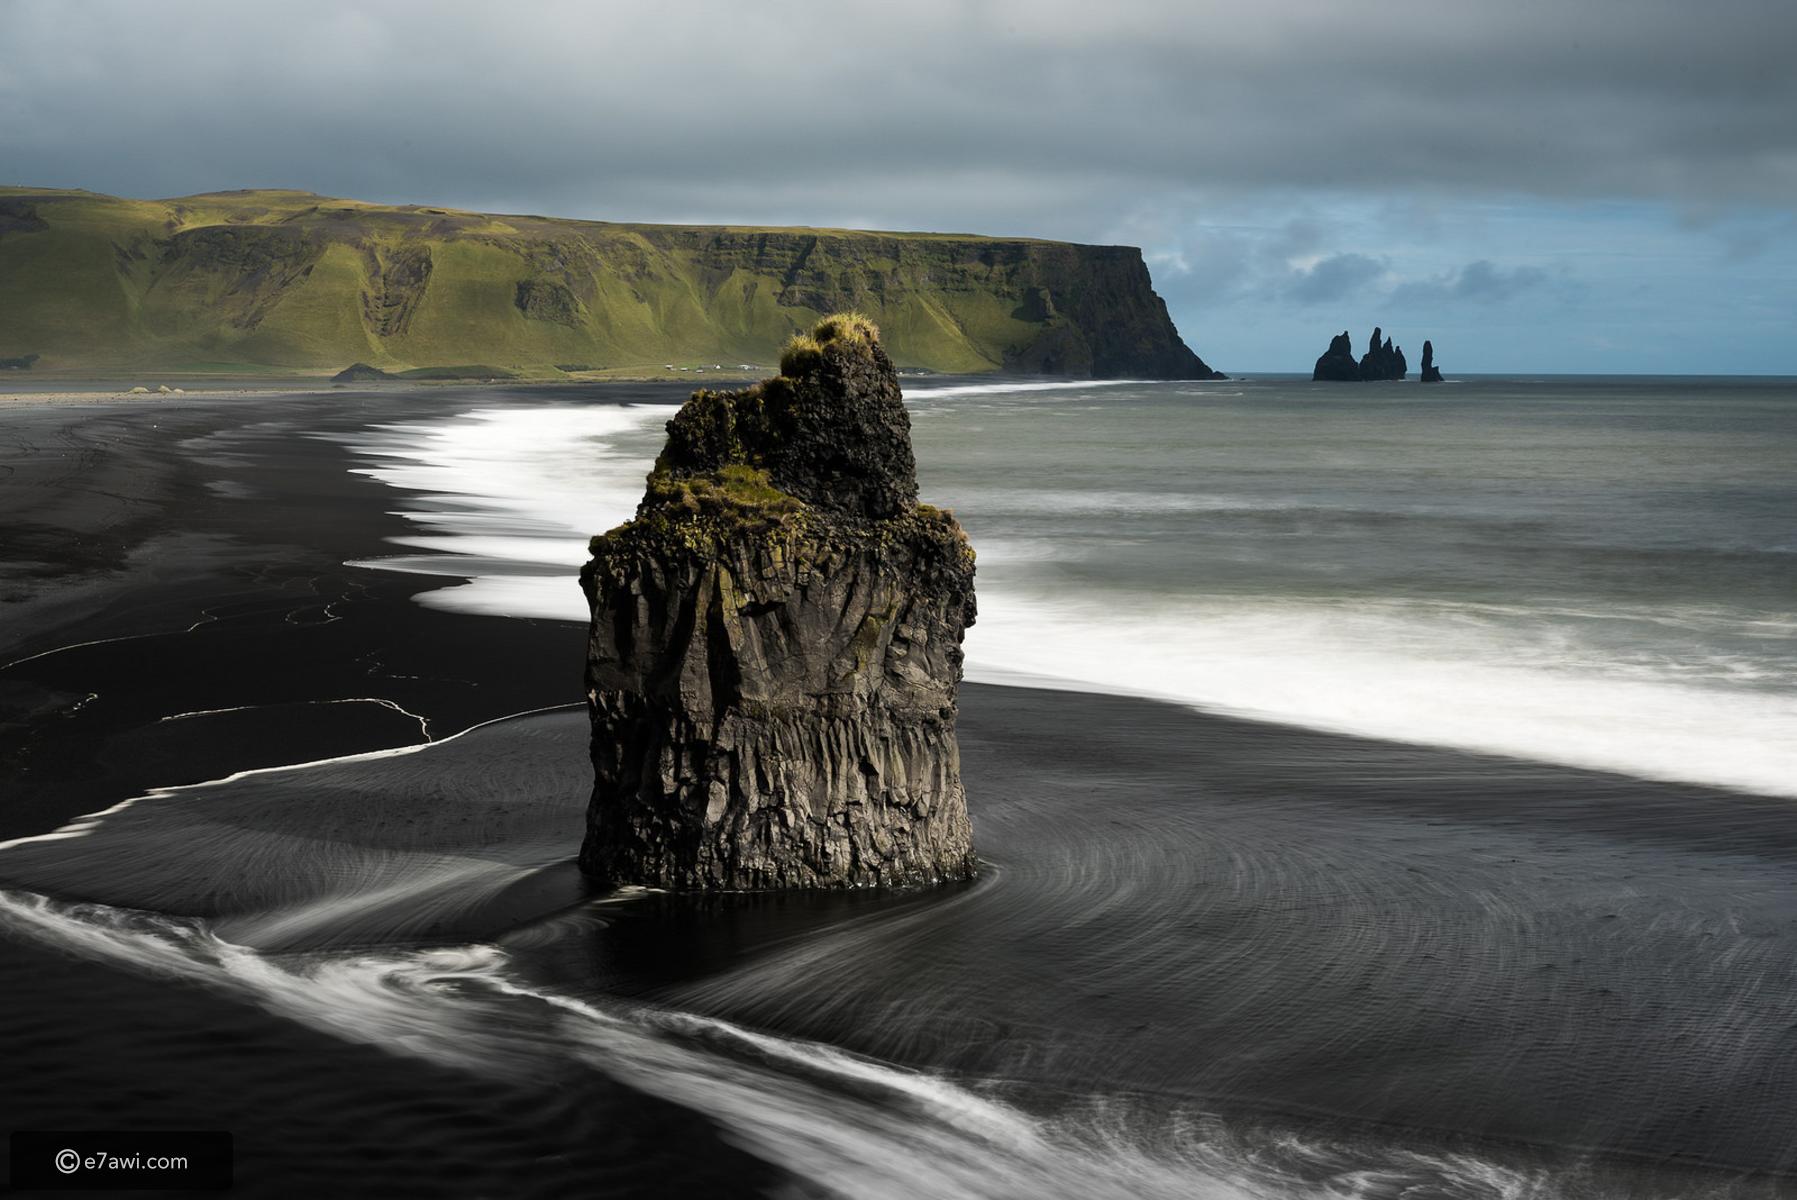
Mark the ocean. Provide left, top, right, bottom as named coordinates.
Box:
left=348, top=374, right=1797, bottom=798
left=2, top=374, right=1795, bottom=1197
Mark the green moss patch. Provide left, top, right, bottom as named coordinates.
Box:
left=642, top=463, right=804, bottom=531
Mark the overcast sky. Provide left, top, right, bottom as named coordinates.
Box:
left=5, top=0, right=1793, bottom=372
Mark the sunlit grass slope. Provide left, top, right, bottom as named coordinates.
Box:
left=0, top=187, right=1216, bottom=378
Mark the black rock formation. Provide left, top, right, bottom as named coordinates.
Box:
left=332, top=362, right=391, bottom=382
left=1359, top=327, right=1408, bottom=381
left=1420, top=340, right=1444, bottom=383
left=1312, top=331, right=1361, bottom=381
left=1312, top=327, right=1419, bottom=382
left=578, top=314, right=979, bottom=890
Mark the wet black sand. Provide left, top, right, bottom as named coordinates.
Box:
left=1, top=385, right=690, bottom=831
left=3, top=390, right=1796, bottom=1197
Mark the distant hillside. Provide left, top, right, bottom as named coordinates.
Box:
left=0, top=187, right=1221, bottom=379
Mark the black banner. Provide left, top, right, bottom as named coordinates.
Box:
left=10, top=1132, right=232, bottom=1191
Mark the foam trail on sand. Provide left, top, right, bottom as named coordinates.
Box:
left=0, top=706, right=594, bottom=950
left=0, top=887, right=1558, bottom=1200
left=340, top=404, right=678, bottom=622
left=966, top=590, right=1797, bottom=798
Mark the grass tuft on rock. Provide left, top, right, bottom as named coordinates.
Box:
left=810, top=311, right=880, bottom=348
left=778, top=333, right=824, bottom=378
left=777, top=312, right=882, bottom=379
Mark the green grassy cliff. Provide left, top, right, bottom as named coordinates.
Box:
left=0, top=187, right=1221, bottom=379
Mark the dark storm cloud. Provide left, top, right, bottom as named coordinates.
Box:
left=1285, top=253, right=1387, bottom=305
left=1391, top=260, right=1552, bottom=306
left=2, top=0, right=1794, bottom=236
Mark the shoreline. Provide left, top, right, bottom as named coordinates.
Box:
left=0, top=364, right=988, bottom=404
left=0, top=380, right=740, bottom=406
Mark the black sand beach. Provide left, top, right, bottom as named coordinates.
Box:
left=4, top=390, right=1796, bottom=1197
left=0, top=385, right=684, bottom=832
left=0, top=386, right=784, bottom=1196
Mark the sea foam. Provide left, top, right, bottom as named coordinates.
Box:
left=339, top=394, right=1797, bottom=800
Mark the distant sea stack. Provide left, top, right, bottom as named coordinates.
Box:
left=1420, top=340, right=1444, bottom=383
left=1359, top=328, right=1407, bottom=381
left=0, top=187, right=1222, bottom=380
left=1312, top=331, right=1361, bottom=381
left=1310, top=327, right=1415, bottom=381
left=578, top=314, right=979, bottom=890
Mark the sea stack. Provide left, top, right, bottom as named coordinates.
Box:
left=1312, top=331, right=1361, bottom=381
left=1420, top=340, right=1444, bottom=383
left=578, top=314, right=979, bottom=890
left=1311, top=327, right=1414, bottom=381
left=1359, top=327, right=1408, bottom=381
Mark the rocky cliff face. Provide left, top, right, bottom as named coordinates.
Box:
left=578, top=314, right=978, bottom=890
left=0, top=187, right=1222, bottom=379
